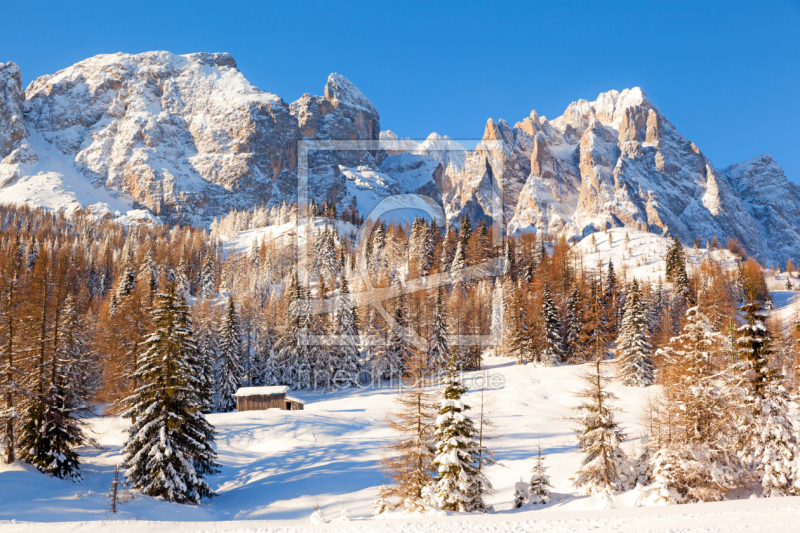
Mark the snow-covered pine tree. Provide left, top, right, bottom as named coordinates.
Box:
left=427, top=288, right=450, bottom=373
left=433, top=349, right=491, bottom=512
left=113, top=245, right=137, bottom=305
left=176, top=258, right=191, bottom=301
left=369, top=224, right=385, bottom=276
left=665, top=237, right=682, bottom=282
left=419, top=222, right=434, bottom=277
left=616, top=279, right=655, bottom=387
left=378, top=291, right=413, bottom=381
left=603, top=262, right=619, bottom=337
left=512, top=479, right=529, bottom=509
left=331, top=276, right=360, bottom=389
left=501, top=238, right=514, bottom=277
left=649, top=306, right=744, bottom=503
left=565, top=285, right=582, bottom=363
left=193, top=302, right=218, bottom=414
left=646, top=278, right=665, bottom=337
left=316, top=225, right=339, bottom=281
left=121, top=278, right=218, bottom=504
left=735, top=300, right=800, bottom=497
left=199, top=251, right=216, bottom=300
left=139, top=249, right=158, bottom=295
left=274, top=271, right=304, bottom=387
left=440, top=225, right=456, bottom=273
left=215, top=296, right=243, bottom=412
left=571, top=359, right=626, bottom=495
left=538, top=284, right=563, bottom=366
left=529, top=440, right=553, bottom=504
left=19, top=287, right=91, bottom=479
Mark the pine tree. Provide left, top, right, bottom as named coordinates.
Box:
left=735, top=300, right=800, bottom=497
left=113, top=245, right=137, bottom=305
left=377, top=292, right=412, bottom=381
left=441, top=225, right=456, bottom=272
left=199, top=251, right=216, bottom=299
left=433, top=349, right=491, bottom=512
left=529, top=441, right=552, bottom=504
left=215, top=296, right=243, bottom=412
left=603, top=262, right=619, bottom=337
left=274, top=271, right=304, bottom=387
left=427, top=288, right=450, bottom=373
left=316, top=225, right=339, bottom=281
left=121, top=278, right=218, bottom=504
left=193, top=302, right=217, bottom=414
left=419, top=222, right=434, bottom=277
left=139, top=249, right=158, bottom=295
left=565, top=285, right=582, bottom=363
left=331, top=276, right=360, bottom=389
left=176, top=258, right=191, bottom=301
left=616, top=280, right=655, bottom=387
left=538, top=285, right=562, bottom=366
left=512, top=479, right=529, bottom=509
left=571, top=360, right=626, bottom=495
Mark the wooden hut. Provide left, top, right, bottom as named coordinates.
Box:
left=234, top=386, right=305, bottom=411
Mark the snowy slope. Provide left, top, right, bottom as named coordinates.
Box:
left=3, top=354, right=800, bottom=531
left=0, top=358, right=661, bottom=523
left=571, top=227, right=739, bottom=284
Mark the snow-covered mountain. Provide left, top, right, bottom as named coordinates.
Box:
left=441, top=88, right=800, bottom=265
left=0, top=52, right=441, bottom=225
left=1, top=51, right=799, bottom=264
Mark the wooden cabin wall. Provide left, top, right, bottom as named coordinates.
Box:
left=236, top=394, right=287, bottom=411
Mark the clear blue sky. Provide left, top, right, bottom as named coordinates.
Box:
left=2, top=0, right=799, bottom=181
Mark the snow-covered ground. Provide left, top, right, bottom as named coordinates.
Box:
left=3, top=227, right=798, bottom=531
left=572, top=228, right=739, bottom=284
left=3, top=351, right=799, bottom=531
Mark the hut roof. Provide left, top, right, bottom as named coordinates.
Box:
left=285, top=395, right=306, bottom=405
left=234, top=386, right=289, bottom=397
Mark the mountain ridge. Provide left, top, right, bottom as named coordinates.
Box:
left=1, top=51, right=798, bottom=265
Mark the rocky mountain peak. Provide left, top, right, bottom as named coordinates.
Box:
left=0, top=61, right=27, bottom=160
left=0, top=53, right=798, bottom=264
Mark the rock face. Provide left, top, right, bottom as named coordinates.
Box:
left=0, top=62, right=28, bottom=160
left=0, top=52, right=436, bottom=224
left=440, top=88, right=800, bottom=265
left=0, top=51, right=798, bottom=264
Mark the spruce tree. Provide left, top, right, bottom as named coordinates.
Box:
left=121, top=278, right=218, bottom=504
left=538, top=284, right=563, bottom=366
left=274, top=271, right=304, bottom=387
left=735, top=300, right=800, bottom=497
left=331, top=276, right=360, bottom=389
left=215, top=296, right=243, bottom=412
left=427, top=288, right=450, bottom=373
left=529, top=441, right=552, bottom=504
left=616, top=280, right=655, bottom=387
left=193, top=303, right=217, bottom=414
left=377, top=291, right=412, bottom=381
left=433, top=349, right=491, bottom=512
left=199, top=251, right=216, bottom=300
left=571, top=360, right=626, bottom=495
left=565, top=285, right=582, bottom=363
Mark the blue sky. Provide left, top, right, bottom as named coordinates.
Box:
left=2, top=0, right=799, bottom=181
